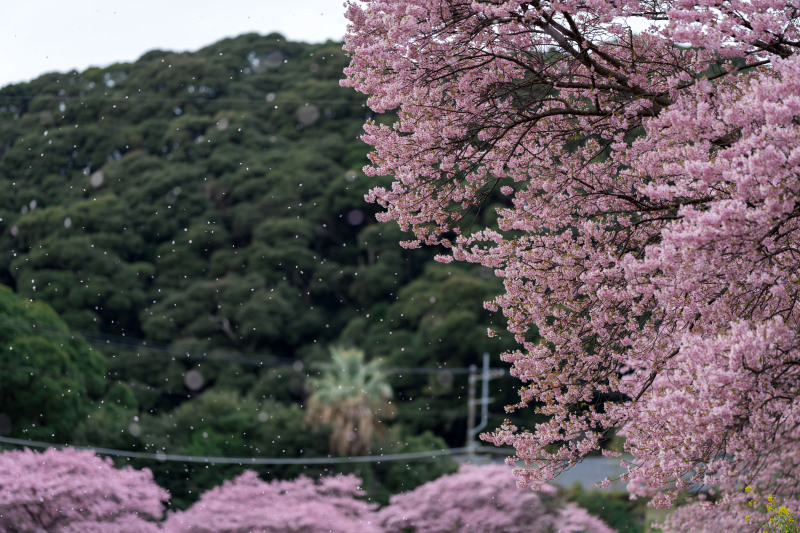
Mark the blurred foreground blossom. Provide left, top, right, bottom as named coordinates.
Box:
left=378, top=464, right=614, bottom=533
left=165, top=470, right=380, bottom=533
left=0, top=447, right=168, bottom=532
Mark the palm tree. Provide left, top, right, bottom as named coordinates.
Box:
left=305, top=346, right=395, bottom=456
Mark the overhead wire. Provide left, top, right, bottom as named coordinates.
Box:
left=0, top=314, right=494, bottom=375
left=0, top=314, right=515, bottom=423
left=0, top=435, right=512, bottom=464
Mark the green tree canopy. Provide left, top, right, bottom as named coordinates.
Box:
left=0, top=284, right=105, bottom=439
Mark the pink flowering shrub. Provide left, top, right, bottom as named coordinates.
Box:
left=0, top=447, right=168, bottom=532
left=379, top=464, right=614, bottom=533
left=657, top=489, right=800, bottom=533
left=342, top=0, right=800, bottom=523
left=165, top=470, right=380, bottom=533
left=658, top=498, right=755, bottom=533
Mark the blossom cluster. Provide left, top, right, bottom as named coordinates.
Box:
left=342, top=0, right=800, bottom=526
left=0, top=448, right=612, bottom=532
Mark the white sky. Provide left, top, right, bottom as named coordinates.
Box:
left=0, top=0, right=349, bottom=88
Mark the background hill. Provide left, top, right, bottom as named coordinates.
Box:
left=0, top=33, right=526, bottom=507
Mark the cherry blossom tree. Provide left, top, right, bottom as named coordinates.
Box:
left=0, top=447, right=168, bottom=533
left=165, top=470, right=380, bottom=533
left=342, top=0, right=800, bottom=526
left=379, top=463, right=613, bottom=533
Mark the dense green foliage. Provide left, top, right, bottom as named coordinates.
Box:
left=0, top=33, right=518, bottom=507
left=0, top=285, right=105, bottom=439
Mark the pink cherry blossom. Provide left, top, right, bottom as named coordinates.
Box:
left=379, top=463, right=614, bottom=533
left=0, top=447, right=168, bottom=533
left=343, top=0, right=800, bottom=526
left=165, top=470, right=380, bottom=533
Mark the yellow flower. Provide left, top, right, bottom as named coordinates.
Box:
left=743, top=487, right=799, bottom=533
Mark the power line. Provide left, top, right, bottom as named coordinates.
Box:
left=86, top=331, right=298, bottom=368
left=98, top=336, right=484, bottom=375
left=0, top=435, right=512, bottom=464
left=0, top=314, right=495, bottom=376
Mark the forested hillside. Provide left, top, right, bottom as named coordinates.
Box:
left=0, top=33, right=523, bottom=507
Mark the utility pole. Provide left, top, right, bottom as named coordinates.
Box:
left=465, top=353, right=505, bottom=459
left=466, top=362, right=478, bottom=455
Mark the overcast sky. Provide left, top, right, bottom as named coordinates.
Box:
left=0, top=1, right=349, bottom=88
